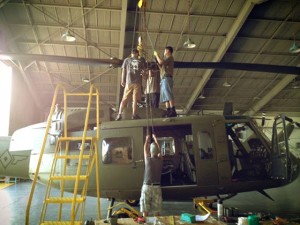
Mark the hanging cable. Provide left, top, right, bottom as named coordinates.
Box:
left=146, top=29, right=155, bottom=53
left=141, top=2, right=159, bottom=136
left=137, top=0, right=156, bottom=135
left=131, top=4, right=139, bottom=52
left=140, top=2, right=151, bottom=135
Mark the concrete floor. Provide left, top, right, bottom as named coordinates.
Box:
left=1, top=179, right=300, bottom=225
left=0, top=180, right=198, bottom=225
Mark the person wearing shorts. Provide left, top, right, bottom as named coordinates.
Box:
left=140, top=134, right=163, bottom=217
left=115, top=49, right=146, bottom=120
left=154, top=46, right=177, bottom=117
left=145, top=63, right=160, bottom=108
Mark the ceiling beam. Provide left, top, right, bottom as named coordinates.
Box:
left=239, top=6, right=298, bottom=116
left=116, top=0, right=128, bottom=108
left=0, top=4, right=42, bottom=109
left=23, top=1, right=55, bottom=91
left=184, top=0, right=268, bottom=114
left=245, top=75, right=298, bottom=116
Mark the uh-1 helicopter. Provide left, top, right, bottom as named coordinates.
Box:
left=1, top=100, right=300, bottom=210
left=1, top=46, right=300, bottom=222
left=1, top=46, right=300, bottom=220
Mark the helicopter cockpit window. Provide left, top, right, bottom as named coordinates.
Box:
left=197, top=131, right=214, bottom=159
left=226, top=122, right=269, bottom=179
left=102, top=137, right=133, bottom=164
left=226, top=122, right=263, bottom=153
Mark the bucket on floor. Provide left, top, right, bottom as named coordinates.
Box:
left=248, top=215, right=259, bottom=225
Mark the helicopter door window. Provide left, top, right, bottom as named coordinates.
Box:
left=156, top=137, right=176, bottom=185
left=197, top=131, right=214, bottom=159
left=101, top=137, right=133, bottom=164
left=157, top=137, right=175, bottom=156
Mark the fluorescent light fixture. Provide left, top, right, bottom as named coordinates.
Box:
left=61, top=30, right=76, bottom=42
left=183, top=38, right=196, bottom=49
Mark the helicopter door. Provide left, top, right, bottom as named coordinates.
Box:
left=213, top=123, right=232, bottom=184
left=270, top=115, right=293, bottom=181
left=100, top=127, right=144, bottom=194
left=196, top=130, right=218, bottom=185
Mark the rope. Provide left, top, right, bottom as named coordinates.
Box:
left=131, top=4, right=139, bottom=51
left=146, top=28, right=155, bottom=52
left=138, top=1, right=156, bottom=136
left=133, top=1, right=154, bottom=137
left=134, top=1, right=161, bottom=138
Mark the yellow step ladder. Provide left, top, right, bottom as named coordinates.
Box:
left=26, top=84, right=101, bottom=225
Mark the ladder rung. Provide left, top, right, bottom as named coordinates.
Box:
left=50, top=175, right=88, bottom=180
left=58, top=137, right=95, bottom=141
left=45, top=197, right=85, bottom=203
left=41, top=221, right=82, bottom=225
left=66, top=92, right=98, bottom=96
left=56, top=155, right=90, bottom=159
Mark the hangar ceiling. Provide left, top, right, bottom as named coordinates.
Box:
left=0, top=0, right=299, bottom=118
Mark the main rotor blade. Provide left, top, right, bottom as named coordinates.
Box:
left=0, top=52, right=123, bottom=67
left=175, top=62, right=300, bottom=75
left=1, top=52, right=299, bottom=75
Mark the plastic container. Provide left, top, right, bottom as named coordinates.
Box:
left=238, top=217, right=248, bottom=225
left=248, top=215, right=259, bottom=225
left=217, top=199, right=223, bottom=218
left=180, top=213, right=196, bottom=223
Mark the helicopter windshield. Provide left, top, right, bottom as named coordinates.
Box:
left=225, top=121, right=270, bottom=180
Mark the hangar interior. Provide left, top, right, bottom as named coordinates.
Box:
left=0, top=0, right=299, bottom=131
left=0, top=0, right=300, bottom=224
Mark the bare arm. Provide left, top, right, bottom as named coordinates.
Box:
left=121, top=68, right=126, bottom=87
left=144, top=135, right=151, bottom=159
left=152, top=134, right=163, bottom=159
left=155, top=54, right=163, bottom=65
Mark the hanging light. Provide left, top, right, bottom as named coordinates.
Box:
left=61, top=6, right=76, bottom=42
left=198, top=90, right=206, bottom=99
left=289, top=9, right=300, bottom=53
left=292, top=79, right=299, bottom=89
left=223, top=81, right=231, bottom=87
left=183, top=38, right=196, bottom=49
left=183, top=0, right=196, bottom=49
left=82, top=77, right=90, bottom=83
left=292, top=82, right=299, bottom=89
left=289, top=42, right=300, bottom=53
left=61, top=30, right=76, bottom=42
left=223, top=75, right=231, bottom=87
left=289, top=33, right=300, bottom=53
